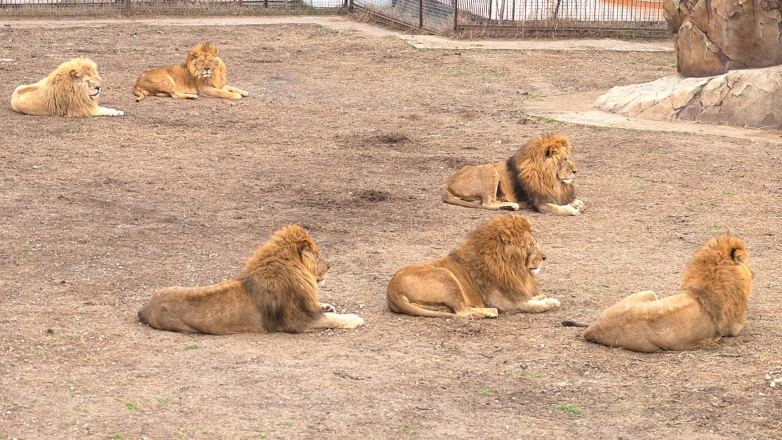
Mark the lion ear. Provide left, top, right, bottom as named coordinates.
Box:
left=730, top=247, right=746, bottom=264
left=545, top=145, right=555, bottom=157
left=70, top=70, right=80, bottom=80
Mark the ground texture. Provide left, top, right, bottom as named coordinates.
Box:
left=0, top=19, right=780, bottom=440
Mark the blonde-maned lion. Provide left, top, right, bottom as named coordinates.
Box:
left=386, top=215, right=560, bottom=318
left=133, top=43, right=249, bottom=101
left=138, top=225, right=363, bottom=334
left=443, top=134, right=584, bottom=215
left=563, top=234, right=755, bottom=352
left=11, top=58, right=123, bottom=117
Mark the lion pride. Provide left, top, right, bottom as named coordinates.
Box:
left=11, top=57, right=123, bottom=117
left=386, top=215, right=560, bottom=318
left=564, top=234, right=755, bottom=352
left=443, top=133, right=584, bottom=215
left=133, top=43, right=249, bottom=101
left=138, top=225, right=363, bottom=334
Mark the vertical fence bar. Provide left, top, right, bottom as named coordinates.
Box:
left=454, top=0, right=458, bottom=31
left=124, top=0, right=130, bottom=13
left=419, top=0, right=423, bottom=28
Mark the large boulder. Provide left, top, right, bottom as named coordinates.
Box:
left=595, top=65, right=782, bottom=128
left=664, top=0, right=782, bottom=77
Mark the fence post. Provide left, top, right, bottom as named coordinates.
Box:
left=124, top=0, right=130, bottom=13
left=419, top=0, right=423, bottom=29
left=453, top=0, right=457, bottom=31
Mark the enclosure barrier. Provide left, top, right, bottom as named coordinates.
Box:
left=0, top=0, right=667, bottom=37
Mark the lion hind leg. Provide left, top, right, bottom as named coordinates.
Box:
left=308, top=312, right=364, bottom=331
left=614, top=290, right=658, bottom=307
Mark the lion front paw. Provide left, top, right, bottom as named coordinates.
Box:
left=230, top=94, right=243, bottom=100
left=544, top=298, right=561, bottom=309
left=571, top=199, right=585, bottom=212
left=114, top=110, right=124, bottom=116
left=319, top=302, right=337, bottom=313
left=344, top=314, right=364, bottom=329
left=240, top=90, right=250, bottom=97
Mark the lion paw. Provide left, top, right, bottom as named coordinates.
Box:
left=571, top=199, right=585, bottom=212
left=319, top=302, right=337, bottom=313
left=343, top=314, right=364, bottom=329
left=240, top=91, right=250, bottom=97
left=544, top=298, right=561, bottom=309
left=114, top=110, right=124, bottom=116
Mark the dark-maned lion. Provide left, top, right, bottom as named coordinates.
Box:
left=138, top=225, right=363, bottom=334
left=386, top=215, right=560, bottom=318
left=443, top=133, right=584, bottom=215
left=11, top=58, right=123, bottom=117
left=133, top=43, right=249, bottom=101
left=564, top=234, right=755, bottom=352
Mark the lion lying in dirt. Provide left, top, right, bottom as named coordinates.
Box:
left=138, top=225, right=363, bottom=334
left=11, top=58, right=124, bottom=117
left=443, top=133, right=584, bottom=215
left=564, top=234, right=755, bottom=352
left=386, top=215, right=560, bottom=318
left=133, top=43, right=249, bottom=101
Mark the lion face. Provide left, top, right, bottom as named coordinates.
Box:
left=70, top=64, right=101, bottom=100
left=525, top=236, right=547, bottom=275
left=548, top=141, right=577, bottom=185
left=187, top=44, right=221, bottom=80
left=302, top=248, right=330, bottom=286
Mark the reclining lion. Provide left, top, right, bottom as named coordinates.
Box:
left=386, top=214, right=560, bottom=318
left=138, top=225, right=363, bottom=334
left=443, top=133, right=584, bottom=215
left=564, top=234, right=755, bottom=352
left=11, top=57, right=123, bottom=117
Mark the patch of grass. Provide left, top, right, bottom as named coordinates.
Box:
left=711, top=223, right=723, bottom=232
left=185, top=344, right=198, bottom=350
left=624, top=128, right=639, bottom=133
left=314, top=23, right=333, bottom=33
left=403, top=423, right=417, bottom=436
left=0, top=434, right=7, bottom=439
left=652, top=150, right=665, bottom=157
left=556, top=404, right=583, bottom=415
left=157, top=397, right=170, bottom=404
left=689, top=165, right=703, bottom=171
left=533, top=371, right=543, bottom=378
left=535, top=115, right=558, bottom=124
left=109, top=434, right=123, bottom=439
left=479, top=388, right=492, bottom=396
left=124, top=402, right=138, bottom=410
left=706, top=202, right=716, bottom=209
left=258, top=434, right=267, bottom=439
left=278, top=420, right=293, bottom=427
left=73, top=404, right=88, bottom=413
left=337, top=380, right=345, bottom=387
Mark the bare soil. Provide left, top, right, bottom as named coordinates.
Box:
left=1, top=19, right=780, bottom=440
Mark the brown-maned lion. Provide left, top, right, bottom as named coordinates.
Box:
left=11, top=58, right=123, bottom=117
left=563, top=234, right=755, bottom=352
left=138, top=225, right=363, bottom=334
left=443, top=134, right=584, bottom=215
left=133, top=43, right=249, bottom=101
left=386, top=214, right=560, bottom=318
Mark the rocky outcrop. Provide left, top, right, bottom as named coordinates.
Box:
left=595, top=66, right=782, bottom=128
left=664, top=0, right=782, bottom=77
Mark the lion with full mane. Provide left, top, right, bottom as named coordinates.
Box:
left=386, top=215, right=560, bottom=318
left=564, top=234, right=755, bottom=352
left=138, top=225, right=363, bottom=334
left=443, top=133, right=584, bottom=215
left=11, top=58, right=123, bottom=117
left=133, top=43, right=249, bottom=101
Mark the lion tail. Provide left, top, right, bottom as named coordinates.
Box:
left=561, top=320, right=590, bottom=328
left=387, top=292, right=458, bottom=318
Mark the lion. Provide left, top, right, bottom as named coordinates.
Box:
left=386, top=214, right=560, bottom=319
left=133, top=43, right=249, bottom=101
left=563, top=234, right=755, bottom=352
left=138, top=225, right=363, bottom=334
left=11, top=58, right=123, bottom=117
left=442, top=133, right=584, bottom=215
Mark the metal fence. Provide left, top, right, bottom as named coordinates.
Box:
left=0, top=0, right=667, bottom=37
left=352, top=0, right=668, bottom=36
left=0, top=0, right=347, bottom=18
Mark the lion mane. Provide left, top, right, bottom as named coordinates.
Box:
left=11, top=57, right=123, bottom=117
left=133, top=43, right=248, bottom=101
left=442, top=134, right=583, bottom=215
left=386, top=214, right=560, bottom=318
left=138, top=225, right=363, bottom=334
left=567, top=234, right=755, bottom=352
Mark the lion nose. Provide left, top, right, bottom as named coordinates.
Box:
left=542, top=256, right=547, bottom=261
left=95, top=86, right=100, bottom=92
left=572, top=169, right=576, bottom=174
left=204, top=67, right=210, bottom=72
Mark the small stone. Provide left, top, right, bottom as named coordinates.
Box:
left=519, top=362, right=528, bottom=370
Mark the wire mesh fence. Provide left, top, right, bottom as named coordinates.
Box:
left=0, top=0, right=347, bottom=18
left=352, top=0, right=667, bottom=36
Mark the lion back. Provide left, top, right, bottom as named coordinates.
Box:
left=681, top=234, right=754, bottom=332
left=510, top=134, right=576, bottom=207
left=239, top=225, right=324, bottom=333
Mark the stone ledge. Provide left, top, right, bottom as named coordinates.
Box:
left=595, top=66, right=782, bottom=128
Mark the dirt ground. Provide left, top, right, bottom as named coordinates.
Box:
left=0, top=18, right=780, bottom=440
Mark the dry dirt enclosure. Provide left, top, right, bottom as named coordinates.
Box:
left=0, top=20, right=781, bottom=440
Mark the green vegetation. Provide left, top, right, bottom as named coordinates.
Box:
left=278, top=421, right=294, bottom=427
left=124, top=402, right=138, bottom=410
left=185, top=344, right=198, bottom=350
left=157, top=397, right=170, bottom=404
left=403, top=423, right=417, bottom=436
left=556, top=404, right=583, bottom=415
